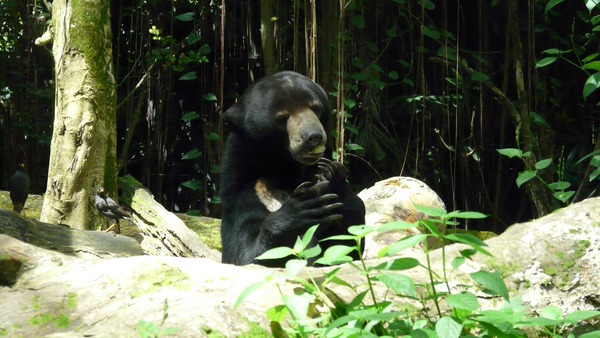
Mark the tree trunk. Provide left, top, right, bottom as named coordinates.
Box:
left=260, top=0, right=276, bottom=75
left=40, top=0, right=117, bottom=230
left=508, top=0, right=554, bottom=217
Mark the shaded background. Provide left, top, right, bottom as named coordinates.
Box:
left=1, top=0, right=598, bottom=234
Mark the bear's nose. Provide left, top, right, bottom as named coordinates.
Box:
left=306, top=133, right=323, bottom=148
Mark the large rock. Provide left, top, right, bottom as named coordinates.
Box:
left=1, top=196, right=599, bottom=337
left=359, top=176, right=446, bottom=259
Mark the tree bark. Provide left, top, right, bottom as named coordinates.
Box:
left=508, top=0, right=554, bottom=217
left=0, top=209, right=143, bottom=260
left=260, top=0, right=276, bottom=75
left=40, top=0, right=118, bottom=229
left=119, top=175, right=221, bottom=261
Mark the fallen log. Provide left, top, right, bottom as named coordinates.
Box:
left=0, top=209, right=144, bottom=260
left=118, top=175, right=220, bottom=261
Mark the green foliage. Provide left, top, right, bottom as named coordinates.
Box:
left=135, top=299, right=181, bottom=338
left=235, top=208, right=600, bottom=337
left=497, top=147, right=575, bottom=205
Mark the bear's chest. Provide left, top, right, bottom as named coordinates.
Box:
left=254, top=178, right=291, bottom=212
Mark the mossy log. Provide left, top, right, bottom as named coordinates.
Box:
left=0, top=209, right=144, bottom=262
left=118, top=175, right=220, bottom=261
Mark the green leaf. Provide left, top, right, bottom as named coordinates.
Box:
left=516, top=170, right=536, bottom=188
left=564, top=310, right=600, bottom=325
left=422, top=25, right=441, bottom=39
left=583, top=72, right=600, bottom=101
left=548, top=181, right=570, bottom=190
left=470, top=271, right=509, bottom=300
left=282, top=293, right=314, bottom=321
left=203, top=93, right=217, bottom=101
left=255, top=247, right=294, bottom=260
left=535, top=158, right=552, bottom=170
left=497, top=148, right=523, bottom=158
left=544, top=0, right=564, bottom=16
left=536, top=57, right=557, bottom=68
left=414, top=205, right=447, bottom=218
left=379, top=234, right=428, bottom=258
left=266, top=305, right=288, bottom=323
left=445, top=211, right=487, bottom=219
left=179, top=72, right=197, bottom=81
left=580, top=332, right=600, bottom=338
left=181, top=111, right=199, bottom=122
left=435, top=316, right=463, bottom=338
left=205, top=132, right=220, bottom=141
left=345, top=143, right=364, bottom=152
left=542, top=48, right=562, bottom=55
left=234, top=281, right=265, bottom=309
left=444, top=233, right=491, bottom=256
left=300, top=245, right=322, bottom=260
left=378, top=221, right=419, bottom=233
left=182, top=149, right=202, bottom=160
left=583, top=53, right=600, bottom=63
left=348, top=225, right=373, bottom=237
left=419, top=0, right=435, bottom=10
left=315, top=245, right=354, bottom=265
left=198, top=44, right=211, bottom=54
left=351, top=15, right=364, bottom=28
left=553, top=190, right=574, bottom=203
left=375, top=273, right=417, bottom=298
left=343, top=98, right=356, bottom=109
left=373, top=257, right=420, bottom=271
left=187, top=33, right=201, bottom=45
left=301, top=224, right=319, bottom=250
left=388, top=70, right=399, bottom=80
left=175, top=12, right=195, bottom=22
left=180, top=179, right=201, bottom=190
left=446, top=292, right=479, bottom=311
left=540, top=305, right=563, bottom=320
left=285, top=259, right=307, bottom=277
left=471, top=71, right=490, bottom=82
left=587, top=0, right=600, bottom=13
left=583, top=61, right=600, bottom=72
left=591, top=167, right=600, bottom=181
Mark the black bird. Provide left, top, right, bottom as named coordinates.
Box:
left=10, top=162, right=30, bottom=214
left=94, top=187, right=131, bottom=233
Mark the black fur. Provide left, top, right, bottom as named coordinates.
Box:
left=220, top=71, right=365, bottom=267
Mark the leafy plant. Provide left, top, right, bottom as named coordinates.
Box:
left=497, top=147, right=574, bottom=205
left=135, top=299, right=181, bottom=338
left=235, top=207, right=600, bottom=337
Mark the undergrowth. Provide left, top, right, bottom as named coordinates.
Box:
left=235, top=206, right=600, bottom=338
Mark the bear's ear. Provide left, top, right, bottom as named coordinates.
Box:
left=223, top=102, right=245, bottom=131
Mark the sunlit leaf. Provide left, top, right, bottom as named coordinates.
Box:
left=375, top=273, right=417, bottom=298
left=446, top=292, right=480, bottom=311
left=180, top=179, right=201, bottom=190
left=175, top=12, right=195, bottom=22
left=544, top=0, right=564, bottom=16
left=548, top=181, right=570, bottom=190
left=266, top=305, right=288, bottom=323
left=179, top=72, right=197, bottom=81
left=583, top=72, right=600, bottom=101
left=181, top=111, right=199, bottom=122
left=234, top=281, right=265, bottom=309
left=536, top=57, right=557, bottom=68
left=535, top=158, right=552, bottom=170
left=436, top=316, right=462, bottom=338
left=181, top=149, right=202, bottom=160
left=516, top=170, right=536, bottom=188
left=497, top=148, right=523, bottom=158
left=255, top=247, right=294, bottom=260
left=470, top=271, right=509, bottom=300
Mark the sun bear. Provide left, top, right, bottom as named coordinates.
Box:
left=220, top=71, right=365, bottom=267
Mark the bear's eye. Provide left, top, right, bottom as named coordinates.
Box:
left=309, top=104, right=322, bottom=115
left=274, top=111, right=289, bottom=125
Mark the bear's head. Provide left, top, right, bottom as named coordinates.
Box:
left=224, top=71, right=330, bottom=165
